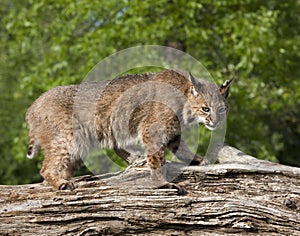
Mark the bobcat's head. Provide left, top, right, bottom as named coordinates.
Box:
left=183, top=73, right=233, bottom=130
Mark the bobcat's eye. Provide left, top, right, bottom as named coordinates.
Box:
left=201, top=106, right=210, bottom=113
left=218, top=107, right=226, bottom=113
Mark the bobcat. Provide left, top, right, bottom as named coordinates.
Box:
left=26, top=69, right=232, bottom=193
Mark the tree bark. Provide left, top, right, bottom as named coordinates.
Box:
left=1, top=145, right=299, bottom=235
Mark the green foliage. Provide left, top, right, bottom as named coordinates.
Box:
left=0, top=0, right=299, bottom=184
left=83, top=149, right=127, bottom=175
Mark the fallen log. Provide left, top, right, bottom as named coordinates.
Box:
left=0, top=145, right=299, bottom=235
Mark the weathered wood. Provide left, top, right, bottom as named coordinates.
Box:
left=0, top=145, right=299, bottom=235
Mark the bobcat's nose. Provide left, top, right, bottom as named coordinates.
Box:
left=205, top=120, right=218, bottom=131
left=205, top=124, right=217, bottom=131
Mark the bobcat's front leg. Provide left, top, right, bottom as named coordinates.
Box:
left=168, top=135, right=209, bottom=166
left=143, top=124, right=186, bottom=195
left=146, top=148, right=186, bottom=195
left=142, top=122, right=185, bottom=194
left=114, top=148, right=131, bottom=164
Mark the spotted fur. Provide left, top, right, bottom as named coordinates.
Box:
left=26, top=69, right=232, bottom=192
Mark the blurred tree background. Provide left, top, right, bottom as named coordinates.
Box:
left=0, top=0, right=299, bottom=185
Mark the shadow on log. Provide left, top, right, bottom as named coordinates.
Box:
left=0, top=145, right=299, bottom=235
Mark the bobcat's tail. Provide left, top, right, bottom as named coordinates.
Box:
left=26, top=137, right=39, bottom=159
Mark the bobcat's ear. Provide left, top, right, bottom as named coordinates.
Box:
left=188, top=72, right=199, bottom=87
left=220, top=78, right=234, bottom=98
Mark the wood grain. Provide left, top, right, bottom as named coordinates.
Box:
left=1, top=145, right=299, bottom=235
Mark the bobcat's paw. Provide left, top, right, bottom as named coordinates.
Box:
left=58, top=181, right=75, bottom=191
left=158, top=183, right=187, bottom=195
left=190, top=155, right=209, bottom=166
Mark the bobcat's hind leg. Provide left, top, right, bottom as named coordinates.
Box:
left=40, top=151, right=76, bottom=190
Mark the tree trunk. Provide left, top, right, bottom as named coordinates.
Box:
left=1, top=145, right=299, bottom=235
